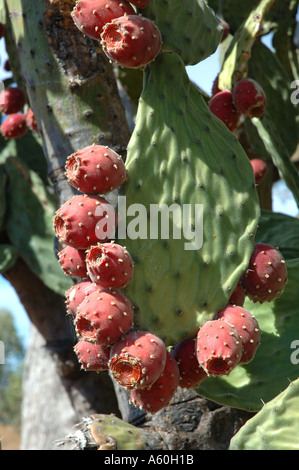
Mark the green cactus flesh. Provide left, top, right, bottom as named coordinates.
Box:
left=218, top=0, right=275, bottom=91
left=230, top=377, right=299, bottom=450
left=118, top=52, right=260, bottom=346
left=143, top=0, right=223, bottom=66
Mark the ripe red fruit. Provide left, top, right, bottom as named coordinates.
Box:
left=209, top=90, right=240, bottom=132
left=71, top=0, right=135, bottom=41
left=0, top=87, right=26, bottom=114
left=196, top=320, right=242, bottom=376
left=171, top=337, right=207, bottom=389
left=240, top=243, right=288, bottom=303
left=65, top=280, right=101, bottom=315
left=74, top=339, right=110, bottom=371
left=100, top=15, right=162, bottom=69
left=215, top=305, right=261, bottom=364
left=1, top=113, right=28, bottom=139
left=250, top=158, right=269, bottom=184
left=129, top=351, right=180, bottom=414
left=229, top=282, right=246, bottom=307
left=232, top=78, right=266, bottom=118
left=109, top=330, right=167, bottom=389
left=53, top=194, right=117, bottom=249
left=75, top=289, right=134, bottom=345
left=86, top=242, right=134, bottom=289
left=58, top=245, right=88, bottom=278
left=26, top=108, right=38, bottom=133
left=65, top=145, right=127, bottom=195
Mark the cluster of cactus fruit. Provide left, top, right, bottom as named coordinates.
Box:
left=50, top=0, right=290, bottom=415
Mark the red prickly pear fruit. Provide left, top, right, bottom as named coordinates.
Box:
left=220, top=19, right=230, bottom=42
left=208, top=90, right=240, bottom=132
left=215, top=305, right=261, bottom=364
left=196, top=320, right=242, bottom=376
left=250, top=158, right=269, bottom=184
left=65, top=145, right=127, bottom=195
left=129, top=351, right=180, bottom=414
left=4, top=60, right=11, bottom=72
left=53, top=194, right=117, bottom=249
left=1, top=113, right=28, bottom=139
left=86, top=242, right=134, bottom=289
left=26, top=108, right=38, bottom=133
left=71, top=0, right=135, bottom=41
left=58, top=245, right=88, bottom=278
left=75, top=289, right=134, bottom=346
left=108, top=330, right=167, bottom=390
left=171, top=338, right=207, bottom=389
left=0, top=87, right=26, bottom=114
left=229, top=282, right=246, bottom=307
left=240, top=243, right=288, bottom=303
left=128, top=0, right=151, bottom=8
left=74, top=339, right=110, bottom=371
left=211, top=75, right=221, bottom=97
left=232, top=78, right=266, bottom=118
left=100, top=15, right=162, bottom=69
left=65, top=280, right=101, bottom=315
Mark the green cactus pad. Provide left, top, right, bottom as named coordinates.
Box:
left=218, top=0, right=275, bottom=91
left=118, top=52, right=260, bottom=346
left=90, top=414, right=146, bottom=450
left=143, top=0, right=223, bottom=65
left=246, top=41, right=298, bottom=160
left=197, top=257, right=299, bottom=412
left=230, top=378, right=299, bottom=450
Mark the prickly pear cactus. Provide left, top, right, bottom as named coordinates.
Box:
left=230, top=377, right=299, bottom=450
left=120, top=52, right=260, bottom=346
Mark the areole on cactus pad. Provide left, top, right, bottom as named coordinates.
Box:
left=118, top=52, right=260, bottom=346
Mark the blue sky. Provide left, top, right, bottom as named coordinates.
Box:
left=0, top=31, right=298, bottom=349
